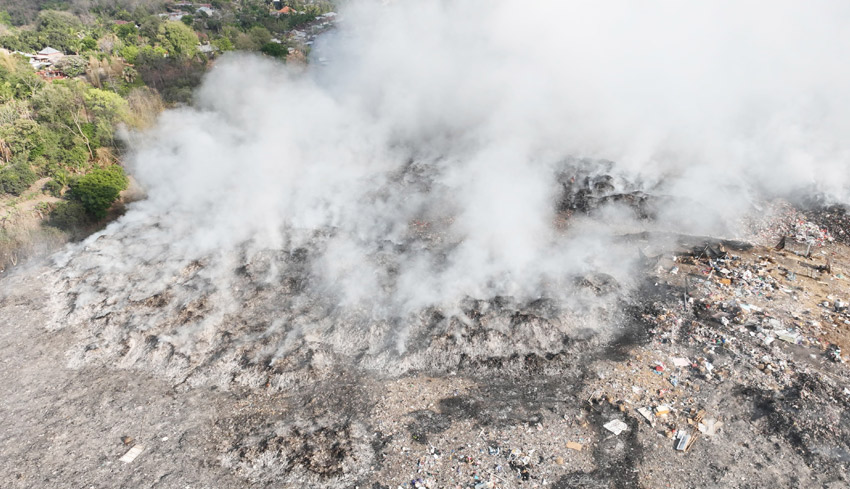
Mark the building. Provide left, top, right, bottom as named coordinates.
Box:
left=34, top=47, right=63, bottom=62
left=272, top=6, right=296, bottom=16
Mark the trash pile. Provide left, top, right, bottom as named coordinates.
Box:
left=571, top=211, right=850, bottom=478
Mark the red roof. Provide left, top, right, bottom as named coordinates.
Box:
left=278, top=6, right=294, bottom=14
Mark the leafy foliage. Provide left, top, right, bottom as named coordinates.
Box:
left=55, top=55, right=87, bottom=77
left=157, top=21, right=198, bottom=59
left=260, top=42, right=287, bottom=58
left=70, top=164, right=128, bottom=218
left=48, top=200, right=90, bottom=231
left=0, top=162, right=37, bottom=195
left=43, top=178, right=62, bottom=197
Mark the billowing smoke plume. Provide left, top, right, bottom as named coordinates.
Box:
left=54, top=0, right=850, bottom=363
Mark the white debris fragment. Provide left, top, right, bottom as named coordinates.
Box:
left=637, top=407, right=655, bottom=426
left=776, top=330, right=800, bottom=344
left=603, top=419, right=629, bottom=435
left=671, top=357, right=690, bottom=367
left=697, top=419, right=723, bottom=437
left=675, top=431, right=691, bottom=451
left=120, top=444, right=145, bottom=464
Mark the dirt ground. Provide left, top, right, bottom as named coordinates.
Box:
left=2, top=202, right=850, bottom=488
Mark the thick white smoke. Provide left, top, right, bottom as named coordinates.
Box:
left=63, top=0, right=850, bottom=320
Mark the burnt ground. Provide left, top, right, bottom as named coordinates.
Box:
left=2, top=202, right=850, bottom=488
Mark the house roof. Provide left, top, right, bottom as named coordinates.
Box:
left=38, top=47, right=61, bottom=55
left=278, top=6, right=294, bottom=14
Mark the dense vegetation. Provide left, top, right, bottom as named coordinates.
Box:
left=0, top=0, right=333, bottom=243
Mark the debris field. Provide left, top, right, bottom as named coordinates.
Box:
left=1, top=199, right=850, bottom=488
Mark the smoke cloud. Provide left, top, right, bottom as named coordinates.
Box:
left=55, top=0, right=850, bottom=350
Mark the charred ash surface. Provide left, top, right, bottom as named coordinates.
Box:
left=2, top=179, right=850, bottom=488
left=557, top=160, right=661, bottom=221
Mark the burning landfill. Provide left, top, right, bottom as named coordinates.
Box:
left=3, top=1, right=850, bottom=488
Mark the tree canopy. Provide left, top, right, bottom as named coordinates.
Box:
left=70, top=164, right=128, bottom=218
left=157, top=21, right=198, bottom=59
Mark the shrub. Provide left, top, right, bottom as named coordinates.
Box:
left=0, top=162, right=37, bottom=195
left=120, top=44, right=139, bottom=64
left=70, top=164, right=128, bottom=218
left=48, top=201, right=90, bottom=231
left=260, top=42, right=287, bottom=58
left=61, top=144, right=90, bottom=169
left=43, top=179, right=63, bottom=197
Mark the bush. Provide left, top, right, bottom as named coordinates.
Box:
left=0, top=162, right=37, bottom=195
left=70, top=164, right=128, bottom=218
left=48, top=201, right=90, bottom=231
left=43, top=179, right=63, bottom=197
left=260, top=42, right=287, bottom=58
left=120, top=44, right=140, bottom=64
left=61, top=144, right=90, bottom=169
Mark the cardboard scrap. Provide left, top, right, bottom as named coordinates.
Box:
left=566, top=441, right=583, bottom=451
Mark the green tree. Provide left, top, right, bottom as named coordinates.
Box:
left=248, top=26, right=272, bottom=47
left=0, top=119, right=42, bottom=157
left=139, top=16, right=162, bottom=41
left=84, top=88, right=129, bottom=146
left=120, top=44, right=140, bottom=64
left=55, top=55, right=87, bottom=77
left=0, top=53, right=42, bottom=99
left=70, top=165, right=128, bottom=218
left=212, top=36, right=233, bottom=52
left=233, top=33, right=253, bottom=51
left=157, top=21, right=198, bottom=59
left=32, top=81, right=93, bottom=158
left=114, top=23, right=137, bottom=43
left=80, top=36, right=97, bottom=51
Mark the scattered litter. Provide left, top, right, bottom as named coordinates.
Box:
left=697, top=419, right=723, bottom=437
left=675, top=431, right=691, bottom=451
left=776, top=330, right=800, bottom=344
left=566, top=441, right=583, bottom=451
left=119, top=444, right=144, bottom=464
left=655, top=405, right=671, bottom=417
left=603, top=419, right=629, bottom=435
left=671, top=357, right=691, bottom=367
left=637, top=407, right=655, bottom=426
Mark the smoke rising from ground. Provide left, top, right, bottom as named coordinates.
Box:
left=60, top=0, right=850, bottom=331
